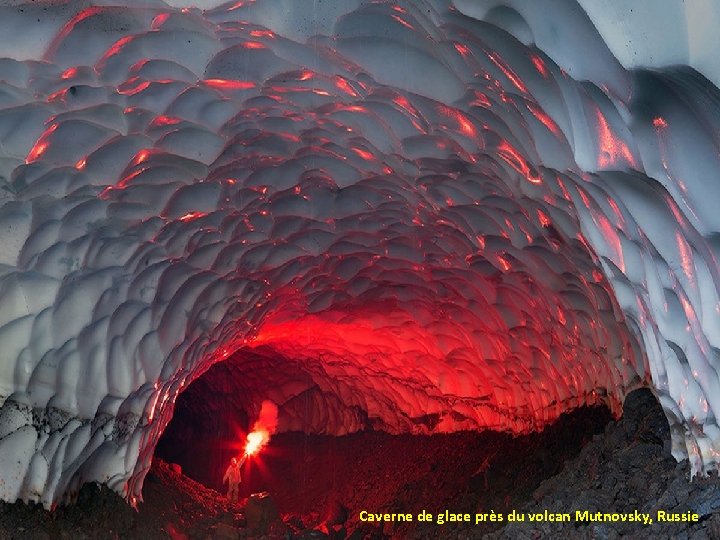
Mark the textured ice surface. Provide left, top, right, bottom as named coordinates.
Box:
left=0, top=0, right=718, bottom=507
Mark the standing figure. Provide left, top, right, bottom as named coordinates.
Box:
left=223, top=454, right=247, bottom=503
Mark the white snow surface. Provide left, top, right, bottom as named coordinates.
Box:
left=0, top=0, right=717, bottom=507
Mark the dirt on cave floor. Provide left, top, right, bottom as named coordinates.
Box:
left=1, top=389, right=719, bottom=539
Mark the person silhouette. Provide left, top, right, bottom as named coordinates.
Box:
left=223, top=453, right=247, bottom=503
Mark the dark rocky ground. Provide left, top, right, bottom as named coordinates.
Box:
left=483, top=390, right=720, bottom=540
left=0, top=389, right=718, bottom=539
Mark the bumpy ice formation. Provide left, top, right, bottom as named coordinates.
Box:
left=0, top=0, right=718, bottom=508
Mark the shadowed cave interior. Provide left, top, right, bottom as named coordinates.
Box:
left=153, top=346, right=615, bottom=520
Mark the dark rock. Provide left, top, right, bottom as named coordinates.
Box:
left=687, top=483, right=720, bottom=517
left=210, top=521, right=239, bottom=540
left=296, top=530, right=330, bottom=539
left=620, top=388, right=670, bottom=445
left=324, top=499, right=348, bottom=526
left=284, top=512, right=305, bottom=532
left=485, top=388, right=720, bottom=539
left=243, top=492, right=280, bottom=534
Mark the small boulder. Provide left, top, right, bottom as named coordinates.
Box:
left=243, top=492, right=280, bottom=534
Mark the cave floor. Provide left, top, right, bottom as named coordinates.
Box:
left=1, top=392, right=719, bottom=539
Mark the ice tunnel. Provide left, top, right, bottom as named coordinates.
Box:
left=0, top=0, right=719, bottom=508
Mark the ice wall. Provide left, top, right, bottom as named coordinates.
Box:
left=0, top=0, right=717, bottom=507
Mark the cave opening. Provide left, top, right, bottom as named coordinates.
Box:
left=153, top=345, right=617, bottom=530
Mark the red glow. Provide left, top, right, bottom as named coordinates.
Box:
left=26, top=124, right=58, bottom=163
left=75, top=158, right=87, bottom=170
left=151, top=115, right=182, bottom=127
left=487, top=52, right=528, bottom=93
left=100, top=168, right=146, bottom=199
left=454, top=42, right=471, bottom=58
left=179, top=211, right=208, bottom=223
left=595, top=107, right=636, bottom=168
left=100, top=166, right=152, bottom=200
left=438, top=105, right=477, bottom=138
left=129, top=59, right=149, bottom=73
left=470, top=91, right=491, bottom=108
left=241, top=400, right=278, bottom=457
left=250, top=29, right=275, bottom=38
left=530, top=54, right=549, bottom=78
left=202, top=79, right=256, bottom=91
left=131, top=149, right=157, bottom=166
left=228, top=0, right=255, bottom=10
left=389, top=94, right=425, bottom=132
left=527, top=102, right=561, bottom=137
left=117, top=77, right=151, bottom=96
left=98, top=35, right=135, bottom=65
left=497, top=254, right=511, bottom=271
left=334, top=76, right=358, bottom=97
left=607, top=198, right=625, bottom=228
left=578, top=187, right=592, bottom=209
left=151, top=13, right=171, bottom=30
left=47, top=89, right=68, bottom=103
left=597, top=213, right=625, bottom=272
left=26, top=142, right=48, bottom=163
left=240, top=41, right=266, bottom=49
left=335, top=104, right=366, bottom=113
left=391, top=14, right=414, bottom=30
left=556, top=176, right=571, bottom=201
left=61, top=67, right=79, bottom=80
left=352, top=147, right=375, bottom=161
left=245, top=430, right=268, bottom=456
left=537, top=209, right=551, bottom=227
left=653, top=116, right=668, bottom=129
left=497, top=140, right=542, bottom=184
left=392, top=94, right=419, bottom=118
left=45, top=7, right=104, bottom=60
left=253, top=318, right=445, bottom=370
left=676, top=230, right=694, bottom=281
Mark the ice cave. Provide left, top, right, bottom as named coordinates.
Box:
left=0, top=0, right=719, bottom=537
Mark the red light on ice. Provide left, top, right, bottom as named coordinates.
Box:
left=530, top=54, right=549, bottom=78
left=179, top=212, right=208, bottom=223
left=241, top=41, right=266, bottom=49
left=653, top=116, right=668, bottom=129
left=203, top=79, right=256, bottom=91
left=595, top=107, right=636, bottom=168
left=61, top=67, right=79, bottom=80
